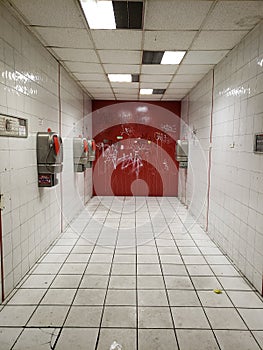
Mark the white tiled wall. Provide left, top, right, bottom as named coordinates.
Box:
left=180, top=20, right=263, bottom=293
left=0, top=3, right=92, bottom=300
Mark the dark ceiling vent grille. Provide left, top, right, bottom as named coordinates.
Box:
left=142, top=51, right=164, bottom=64
left=113, top=1, right=143, bottom=29
left=132, top=74, right=139, bottom=82
left=153, top=89, right=166, bottom=94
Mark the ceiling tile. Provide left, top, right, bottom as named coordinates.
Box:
left=144, top=30, right=197, bottom=51
left=92, top=94, right=115, bottom=100
left=140, top=95, right=162, bottom=100
left=177, top=64, right=213, bottom=75
left=192, top=30, right=249, bottom=50
left=64, top=62, right=104, bottom=73
left=82, top=81, right=110, bottom=88
left=183, top=50, right=229, bottom=65
left=140, top=82, right=168, bottom=89
left=114, top=88, right=138, bottom=94
left=91, top=30, right=142, bottom=50
left=115, top=95, right=138, bottom=100
left=141, top=65, right=178, bottom=74
left=33, top=27, right=93, bottom=48
left=103, top=64, right=140, bottom=74
left=51, top=48, right=99, bottom=63
left=145, top=0, right=213, bottom=30
left=11, top=0, right=85, bottom=28
left=169, top=82, right=196, bottom=89
left=73, top=73, right=107, bottom=82
left=172, top=74, right=205, bottom=83
left=203, top=1, right=263, bottom=30
left=165, top=88, right=191, bottom=95
left=98, top=50, right=141, bottom=64
left=140, top=75, right=172, bottom=83
left=111, top=82, right=139, bottom=89
left=162, top=96, right=183, bottom=101
left=86, top=88, right=113, bottom=94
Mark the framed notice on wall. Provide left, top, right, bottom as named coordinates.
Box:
left=0, top=114, right=28, bottom=138
left=254, top=133, right=263, bottom=153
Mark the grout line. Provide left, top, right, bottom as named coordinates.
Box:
left=159, top=198, right=222, bottom=350
left=145, top=199, right=181, bottom=350
left=94, top=197, right=125, bottom=350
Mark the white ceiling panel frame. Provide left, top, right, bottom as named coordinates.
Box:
left=140, top=82, right=168, bottom=89
left=140, top=74, right=173, bottom=83
left=111, top=82, right=139, bottom=89
left=10, top=0, right=86, bottom=28
left=169, top=82, right=196, bottom=89
left=73, top=73, right=107, bottom=82
left=51, top=48, right=99, bottom=63
left=115, top=96, right=138, bottom=100
left=64, top=62, right=104, bottom=73
left=104, top=64, right=141, bottom=74
left=113, top=87, right=139, bottom=95
left=82, top=82, right=110, bottom=89
left=98, top=50, right=141, bottom=64
left=203, top=1, right=263, bottom=31
left=177, top=64, right=214, bottom=75
left=183, top=50, right=229, bottom=65
left=141, top=65, right=179, bottom=75
left=92, top=94, right=115, bottom=98
left=165, top=88, right=191, bottom=94
left=192, top=30, right=249, bottom=50
left=91, top=30, right=143, bottom=50
left=31, top=27, right=94, bottom=48
left=143, top=30, right=197, bottom=51
left=162, top=96, right=183, bottom=101
left=145, top=0, right=214, bottom=30
left=172, top=74, right=206, bottom=83
left=140, top=95, right=162, bottom=100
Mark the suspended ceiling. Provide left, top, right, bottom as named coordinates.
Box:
left=5, top=0, right=263, bottom=101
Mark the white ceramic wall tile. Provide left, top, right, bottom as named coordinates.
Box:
left=180, top=20, right=263, bottom=293
left=0, top=2, right=92, bottom=299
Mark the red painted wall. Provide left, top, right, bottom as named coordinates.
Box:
left=92, top=101, right=181, bottom=197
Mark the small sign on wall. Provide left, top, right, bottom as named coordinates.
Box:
left=254, top=133, right=263, bottom=153
left=0, top=114, right=28, bottom=138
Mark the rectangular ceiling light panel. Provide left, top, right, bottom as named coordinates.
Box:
left=161, top=51, right=186, bottom=64
left=80, top=0, right=116, bottom=29
left=140, top=88, right=153, bottom=95
left=108, top=74, right=132, bottom=82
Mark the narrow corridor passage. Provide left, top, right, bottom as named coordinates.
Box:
left=0, top=197, right=262, bottom=350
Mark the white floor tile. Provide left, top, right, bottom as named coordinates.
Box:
left=215, top=330, right=261, bottom=350
left=0, top=327, right=22, bottom=349
left=55, top=328, right=98, bottom=350
left=13, top=328, right=60, bottom=350
left=205, top=308, right=247, bottom=329
left=97, top=328, right=136, bottom=350
left=139, top=329, right=178, bottom=350
left=177, top=329, right=219, bottom=350
left=172, top=307, right=210, bottom=329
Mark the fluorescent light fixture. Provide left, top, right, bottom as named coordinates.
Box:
left=80, top=0, right=116, bottom=29
left=161, top=51, right=186, bottom=64
left=108, top=74, right=132, bottom=82
left=140, top=89, right=153, bottom=95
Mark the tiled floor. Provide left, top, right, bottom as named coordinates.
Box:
left=0, top=196, right=263, bottom=350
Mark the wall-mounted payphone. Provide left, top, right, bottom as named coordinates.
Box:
left=176, top=140, right=188, bottom=168
left=73, top=137, right=89, bottom=172
left=86, top=139, right=96, bottom=168
left=37, top=130, right=63, bottom=187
